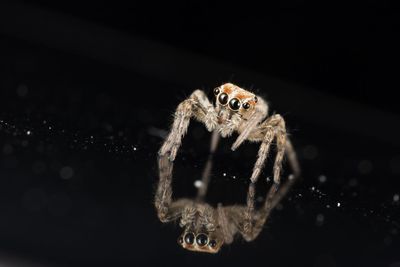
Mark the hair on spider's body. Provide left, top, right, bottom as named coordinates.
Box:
left=155, top=83, right=300, bottom=253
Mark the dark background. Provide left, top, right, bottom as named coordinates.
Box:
left=0, top=1, right=399, bottom=266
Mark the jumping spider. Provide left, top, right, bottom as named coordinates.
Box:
left=155, top=83, right=300, bottom=253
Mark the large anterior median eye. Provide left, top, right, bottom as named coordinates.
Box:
left=196, top=233, right=208, bottom=246
left=229, top=98, right=241, bottom=110
left=184, top=233, right=195, bottom=245
left=218, top=93, right=228, bottom=105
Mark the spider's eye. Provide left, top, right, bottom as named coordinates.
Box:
left=209, top=240, right=217, bottom=248
left=218, top=93, right=228, bottom=105
left=243, top=102, right=250, bottom=109
left=184, top=233, right=195, bottom=245
left=229, top=98, right=241, bottom=111
left=254, top=96, right=258, bottom=103
left=213, top=87, right=220, bottom=95
left=196, top=233, right=208, bottom=247
left=178, top=236, right=184, bottom=244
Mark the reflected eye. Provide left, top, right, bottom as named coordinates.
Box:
left=213, top=87, right=220, bottom=95
left=184, top=233, right=195, bottom=245
left=218, top=93, right=228, bottom=105
left=209, top=240, right=217, bottom=248
left=229, top=98, right=241, bottom=110
left=243, top=102, right=250, bottom=109
left=196, top=233, right=208, bottom=246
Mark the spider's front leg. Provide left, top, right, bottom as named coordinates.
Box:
left=240, top=114, right=299, bottom=240
left=159, top=90, right=218, bottom=161
left=155, top=155, right=192, bottom=222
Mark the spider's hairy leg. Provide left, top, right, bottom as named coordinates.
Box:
left=155, top=155, right=193, bottom=222
left=249, top=126, right=274, bottom=183
left=155, top=155, right=174, bottom=221
left=238, top=115, right=300, bottom=242
left=231, top=97, right=268, bottom=151
left=159, top=90, right=217, bottom=161
left=240, top=182, right=280, bottom=241
left=219, top=113, right=241, bottom=137
left=196, top=130, right=220, bottom=201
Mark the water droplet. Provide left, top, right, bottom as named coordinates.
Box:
left=194, top=180, right=203, bottom=188
left=16, top=84, right=28, bottom=97
left=60, top=166, right=74, bottom=180
left=358, top=160, right=373, bottom=174
left=21, top=140, right=29, bottom=147
left=2, top=144, right=13, bottom=155
left=349, top=178, right=358, bottom=187
left=303, top=145, right=318, bottom=160
left=318, top=175, right=327, bottom=183
left=316, top=214, right=324, bottom=226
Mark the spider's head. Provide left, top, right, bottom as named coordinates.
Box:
left=213, top=83, right=258, bottom=118
left=177, top=231, right=223, bottom=254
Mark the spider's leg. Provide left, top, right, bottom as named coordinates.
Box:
left=196, top=130, right=220, bottom=201
left=231, top=97, right=268, bottom=151
left=159, top=90, right=217, bottom=161
left=155, top=155, right=195, bottom=222
left=239, top=114, right=300, bottom=241
left=249, top=125, right=275, bottom=183
left=156, top=90, right=217, bottom=221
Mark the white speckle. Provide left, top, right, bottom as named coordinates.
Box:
left=389, top=156, right=400, bottom=174
left=60, top=166, right=74, bottom=180
left=3, top=144, right=13, bottom=155
left=303, top=145, right=318, bottom=160
left=337, top=202, right=341, bottom=207
left=266, top=177, right=271, bottom=182
left=232, top=175, right=236, bottom=179
left=16, top=84, right=28, bottom=97
left=194, top=180, right=203, bottom=188
left=358, top=160, right=373, bottom=174
left=349, top=178, right=358, bottom=187
left=394, top=194, right=399, bottom=202
left=318, top=175, right=327, bottom=183
left=133, top=147, right=137, bottom=151
left=326, top=204, right=330, bottom=208
left=311, top=186, right=315, bottom=191
left=316, top=213, right=324, bottom=226
left=223, top=173, right=227, bottom=177
left=48, top=126, right=52, bottom=130
left=26, top=130, right=31, bottom=135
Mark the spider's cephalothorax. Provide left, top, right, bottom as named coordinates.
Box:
left=155, top=83, right=300, bottom=253
left=201, top=83, right=266, bottom=138
left=176, top=203, right=224, bottom=253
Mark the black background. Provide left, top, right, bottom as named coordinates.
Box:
left=0, top=1, right=399, bottom=266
